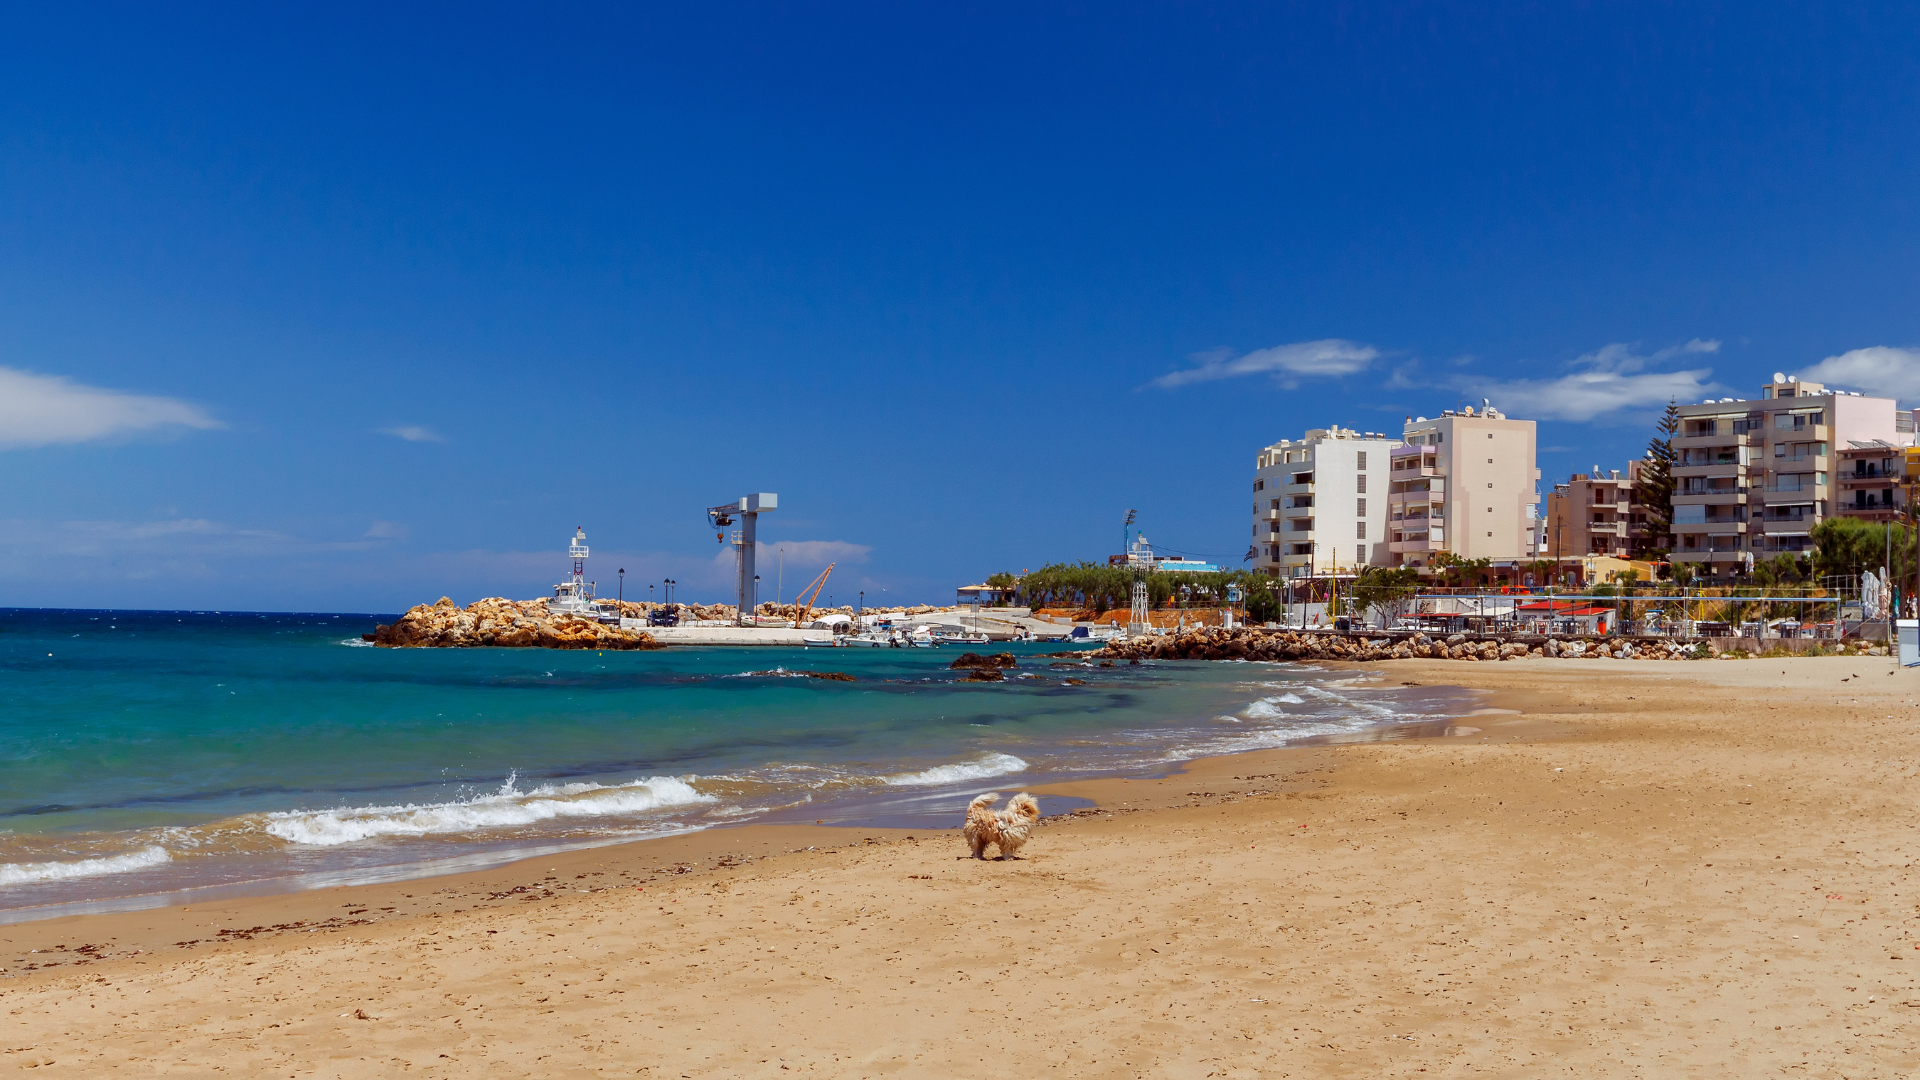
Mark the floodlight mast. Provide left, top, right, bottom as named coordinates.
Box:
left=707, top=493, right=778, bottom=627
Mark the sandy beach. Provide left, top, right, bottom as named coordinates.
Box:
left=6, top=656, right=1920, bottom=1077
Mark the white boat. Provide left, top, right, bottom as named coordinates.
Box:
left=931, top=629, right=990, bottom=646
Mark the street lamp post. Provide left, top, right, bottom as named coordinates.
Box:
left=618, top=568, right=625, bottom=605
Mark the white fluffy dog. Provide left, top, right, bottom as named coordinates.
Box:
left=963, top=792, right=1040, bottom=860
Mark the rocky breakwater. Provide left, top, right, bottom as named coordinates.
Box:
left=369, top=597, right=662, bottom=650
left=1091, top=628, right=1721, bottom=663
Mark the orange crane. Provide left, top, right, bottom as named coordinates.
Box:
left=790, top=563, right=835, bottom=628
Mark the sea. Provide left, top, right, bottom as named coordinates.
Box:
left=0, top=608, right=1481, bottom=922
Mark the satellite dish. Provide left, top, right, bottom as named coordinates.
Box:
left=1773, top=372, right=1786, bottom=383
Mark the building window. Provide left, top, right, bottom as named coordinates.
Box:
left=1253, top=480, right=1264, bottom=491
left=1356, top=451, right=1367, bottom=470
left=1356, top=521, right=1366, bottom=539
left=1356, top=545, right=1367, bottom=565
left=1356, top=473, right=1367, bottom=494
left=1356, top=498, right=1366, bottom=516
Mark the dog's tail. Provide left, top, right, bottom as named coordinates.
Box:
left=1006, top=792, right=1040, bottom=820
left=967, top=793, right=998, bottom=812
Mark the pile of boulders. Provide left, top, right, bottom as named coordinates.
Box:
left=1090, top=627, right=1722, bottom=663
left=601, top=600, right=740, bottom=623
left=370, top=597, right=661, bottom=650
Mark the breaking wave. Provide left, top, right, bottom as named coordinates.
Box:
left=264, top=774, right=714, bottom=846
left=884, top=752, right=1029, bottom=787
left=1240, top=693, right=1305, bottom=719
left=0, top=846, right=173, bottom=886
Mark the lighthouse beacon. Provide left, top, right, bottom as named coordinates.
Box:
left=551, top=527, right=595, bottom=613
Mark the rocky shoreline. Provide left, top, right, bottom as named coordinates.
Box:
left=1089, top=627, right=1887, bottom=663
left=369, top=597, right=661, bottom=649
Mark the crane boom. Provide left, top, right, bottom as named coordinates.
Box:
left=791, top=563, right=835, bottom=628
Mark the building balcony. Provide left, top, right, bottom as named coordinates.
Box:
left=1673, top=431, right=1760, bottom=447
left=1837, top=505, right=1902, bottom=521
left=1671, top=520, right=1747, bottom=535
left=1672, top=550, right=1749, bottom=565
left=1673, top=462, right=1750, bottom=477
left=1766, top=453, right=1829, bottom=469
left=1388, top=527, right=1445, bottom=553
left=1673, top=490, right=1747, bottom=504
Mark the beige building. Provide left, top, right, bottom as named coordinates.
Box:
left=1546, top=461, right=1655, bottom=561
left=1834, top=442, right=1917, bottom=523
left=1251, top=426, right=1399, bottom=578
left=1387, top=406, right=1540, bottom=568
left=1671, top=376, right=1903, bottom=578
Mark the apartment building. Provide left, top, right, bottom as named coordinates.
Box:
left=1835, top=442, right=1918, bottom=522
left=1387, top=405, right=1540, bottom=568
left=1546, top=461, right=1653, bottom=560
left=1671, top=376, right=1903, bottom=578
left=1251, top=426, right=1398, bottom=578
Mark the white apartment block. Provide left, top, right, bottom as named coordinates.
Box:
left=1251, top=426, right=1398, bottom=578
left=1387, top=405, right=1540, bottom=567
left=1672, top=376, right=1903, bottom=578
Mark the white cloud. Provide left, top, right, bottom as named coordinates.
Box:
left=1150, top=339, right=1379, bottom=389
left=0, top=367, right=221, bottom=449
left=1796, top=346, right=1920, bottom=402
left=379, top=425, right=444, bottom=443
left=364, top=521, right=409, bottom=539
left=760, top=539, right=874, bottom=565
left=1456, top=339, right=1721, bottom=422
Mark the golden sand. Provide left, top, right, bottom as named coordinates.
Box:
left=4, top=656, right=1919, bottom=1076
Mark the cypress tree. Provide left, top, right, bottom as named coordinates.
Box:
left=1636, top=400, right=1680, bottom=557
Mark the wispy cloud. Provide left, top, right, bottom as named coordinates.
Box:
left=760, top=539, right=874, bottom=565
left=0, top=367, right=221, bottom=449
left=1149, top=339, right=1380, bottom=390
left=364, top=521, right=410, bottom=539
left=378, top=425, right=445, bottom=443
left=1454, top=339, right=1721, bottom=422
left=1796, top=346, right=1920, bottom=402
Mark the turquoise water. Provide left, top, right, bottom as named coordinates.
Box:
left=0, top=608, right=1475, bottom=916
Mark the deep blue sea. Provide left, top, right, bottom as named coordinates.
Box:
left=0, top=609, right=1478, bottom=918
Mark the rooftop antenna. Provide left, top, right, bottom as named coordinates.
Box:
left=1123, top=509, right=1137, bottom=556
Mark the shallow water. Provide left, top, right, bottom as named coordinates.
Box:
left=0, top=608, right=1476, bottom=915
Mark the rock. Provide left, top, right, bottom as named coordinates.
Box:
left=962, top=668, right=1005, bottom=682
left=949, top=652, right=1018, bottom=670
left=371, top=596, right=661, bottom=650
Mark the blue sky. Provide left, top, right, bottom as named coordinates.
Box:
left=3, top=3, right=1918, bottom=611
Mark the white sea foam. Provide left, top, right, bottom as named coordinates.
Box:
left=883, top=752, right=1028, bottom=787
left=1240, top=693, right=1305, bottom=719
left=264, top=775, right=714, bottom=846
left=337, top=638, right=375, bottom=648
left=0, top=846, right=173, bottom=886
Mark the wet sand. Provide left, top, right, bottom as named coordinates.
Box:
left=4, top=656, right=1919, bottom=1077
